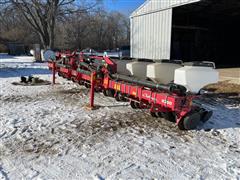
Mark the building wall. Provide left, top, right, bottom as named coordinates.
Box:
left=130, top=0, right=201, bottom=60
left=131, top=9, right=172, bottom=59
left=131, top=0, right=200, bottom=17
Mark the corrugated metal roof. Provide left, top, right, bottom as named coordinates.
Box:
left=131, top=0, right=201, bottom=17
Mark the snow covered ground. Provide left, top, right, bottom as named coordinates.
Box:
left=0, top=55, right=240, bottom=179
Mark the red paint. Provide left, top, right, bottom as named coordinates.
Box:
left=52, top=62, right=56, bottom=84
left=47, top=52, right=199, bottom=127
left=90, top=72, right=96, bottom=108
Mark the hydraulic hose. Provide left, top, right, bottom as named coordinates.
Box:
left=77, top=68, right=91, bottom=76
left=110, top=73, right=186, bottom=95
left=79, top=62, right=96, bottom=72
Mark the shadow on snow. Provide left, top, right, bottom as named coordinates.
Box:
left=0, top=67, right=51, bottom=78
left=197, top=96, right=240, bottom=131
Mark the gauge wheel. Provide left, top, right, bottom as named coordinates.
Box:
left=130, top=101, right=137, bottom=109
left=183, top=112, right=201, bottom=130
left=201, top=111, right=213, bottom=123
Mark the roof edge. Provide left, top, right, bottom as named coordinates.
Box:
left=130, top=0, right=201, bottom=18
left=130, top=0, right=150, bottom=17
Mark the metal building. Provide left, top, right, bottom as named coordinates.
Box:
left=130, top=0, right=200, bottom=60
left=130, top=0, right=240, bottom=67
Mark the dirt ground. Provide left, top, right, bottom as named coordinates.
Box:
left=218, top=68, right=240, bottom=84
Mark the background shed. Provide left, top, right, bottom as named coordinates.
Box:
left=130, top=0, right=240, bottom=67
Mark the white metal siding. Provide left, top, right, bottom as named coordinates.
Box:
left=131, top=0, right=200, bottom=17
left=130, top=0, right=201, bottom=59
left=131, top=9, right=172, bottom=59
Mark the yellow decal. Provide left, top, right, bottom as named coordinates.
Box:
left=114, top=84, right=121, bottom=91
left=104, top=79, right=108, bottom=85
left=132, top=91, right=137, bottom=96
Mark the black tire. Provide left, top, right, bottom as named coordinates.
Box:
left=106, top=89, right=115, bottom=97
left=58, top=72, right=62, bottom=77
left=177, top=119, right=185, bottom=130
left=150, top=112, right=158, bottom=118
left=103, top=90, right=107, bottom=96
left=183, top=112, right=201, bottom=130
left=115, top=94, right=121, bottom=101
left=62, top=74, right=67, bottom=79
left=156, top=112, right=163, bottom=118
left=201, top=111, right=213, bottom=123
left=130, top=101, right=137, bottom=109
left=84, top=83, right=90, bottom=88
left=78, top=81, right=84, bottom=85
left=20, top=76, right=27, bottom=83
left=118, top=93, right=126, bottom=101
left=115, top=92, right=125, bottom=101
left=162, top=112, right=176, bottom=122
left=71, top=78, right=77, bottom=83
left=134, top=102, right=140, bottom=109
left=94, top=88, right=100, bottom=93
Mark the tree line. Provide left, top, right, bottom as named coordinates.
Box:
left=0, top=0, right=130, bottom=52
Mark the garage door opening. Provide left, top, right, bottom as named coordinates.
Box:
left=171, top=0, right=240, bottom=67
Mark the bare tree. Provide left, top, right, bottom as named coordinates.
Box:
left=0, top=0, right=101, bottom=49
left=63, top=11, right=92, bottom=49
left=0, top=3, right=38, bottom=44
left=0, top=0, right=130, bottom=51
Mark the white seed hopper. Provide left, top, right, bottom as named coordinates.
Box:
left=174, top=62, right=219, bottom=93
left=113, top=59, right=132, bottom=75
left=126, top=61, right=153, bottom=79
left=147, top=61, right=182, bottom=84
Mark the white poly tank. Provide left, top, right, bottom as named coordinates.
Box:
left=174, top=66, right=219, bottom=93
left=113, top=59, right=132, bottom=75
left=126, top=61, right=152, bottom=79
left=147, top=62, right=182, bottom=84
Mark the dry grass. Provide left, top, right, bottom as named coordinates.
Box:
left=204, top=81, right=240, bottom=94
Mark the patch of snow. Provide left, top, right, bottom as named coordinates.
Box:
left=0, top=53, right=48, bottom=69
left=0, top=54, right=50, bottom=78
left=0, top=55, right=239, bottom=179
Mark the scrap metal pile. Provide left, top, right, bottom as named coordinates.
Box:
left=47, top=50, right=213, bottom=130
